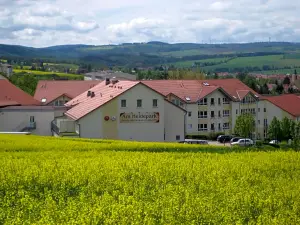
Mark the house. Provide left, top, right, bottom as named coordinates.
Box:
left=0, top=80, right=40, bottom=107
left=0, top=80, right=66, bottom=134
left=142, top=79, right=261, bottom=138
left=34, top=80, right=101, bottom=106
left=0, top=64, right=13, bottom=77
left=52, top=79, right=186, bottom=142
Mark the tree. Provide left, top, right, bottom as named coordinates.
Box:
left=283, top=76, right=291, bottom=85
left=234, top=113, right=255, bottom=138
left=268, top=117, right=282, bottom=141
left=281, top=117, right=293, bottom=141
left=291, top=121, right=300, bottom=150
left=276, top=83, right=284, bottom=94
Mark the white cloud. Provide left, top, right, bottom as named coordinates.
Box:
left=0, top=0, right=300, bottom=47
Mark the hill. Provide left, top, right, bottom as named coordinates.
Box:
left=2, top=42, right=300, bottom=72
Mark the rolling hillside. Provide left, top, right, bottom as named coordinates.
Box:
left=2, top=42, right=300, bottom=72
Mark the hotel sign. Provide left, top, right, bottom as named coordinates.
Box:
left=120, top=112, right=160, bottom=123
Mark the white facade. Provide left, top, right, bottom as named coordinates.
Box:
left=0, top=106, right=66, bottom=136
left=73, top=84, right=185, bottom=142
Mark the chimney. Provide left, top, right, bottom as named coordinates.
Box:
left=87, top=90, right=92, bottom=97
left=105, top=78, right=110, bottom=85
left=91, top=92, right=95, bottom=98
left=111, top=77, right=119, bottom=84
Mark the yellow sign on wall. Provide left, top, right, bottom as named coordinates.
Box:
left=120, top=112, right=160, bottom=123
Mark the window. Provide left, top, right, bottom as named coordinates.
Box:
left=198, top=124, right=208, bottom=131
left=198, top=111, right=208, bottom=118
left=198, top=98, right=207, bottom=105
left=264, top=129, right=268, bottom=138
left=211, top=98, right=215, bottom=106
left=236, top=109, right=238, bottom=115
left=211, top=111, right=215, bottom=118
left=30, top=116, right=35, bottom=123
left=153, top=99, right=158, bottom=107
left=176, top=135, right=181, bottom=141
left=211, top=123, right=215, bottom=131
left=264, top=108, right=266, bottom=112
left=137, top=99, right=142, bottom=108
left=223, top=123, right=230, bottom=130
left=175, top=99, right=180, bottom=106
left=218, top=123, right=221, bottom=131
left=223, top=97, right=230, bottom=104
left=121, top=99, right=126, bottom=108
left=264, top=119, right=268, bottom=127
left=188, top=124, right=192, bottom=129
left=258, top=120, right=260, bottom=125
left=218, top=98, right=221, bottom=105
left=218, top=111, right=221, bottom=118
left=188, top=112, right=192, bottom=117
left=258, top=108, right=260, bottom=113
left=223, top=110, right=230, bottom=117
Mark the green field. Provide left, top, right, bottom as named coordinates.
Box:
left=202, top=55, right=300, bottom=71
left=1, top=135, right=300, bottom=224
left=13, top=69, right=83, bottom=79
left=171, top=57, right=231, bottom=67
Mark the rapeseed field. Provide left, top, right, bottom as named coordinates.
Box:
left=0, top=135, right=300, bottom=224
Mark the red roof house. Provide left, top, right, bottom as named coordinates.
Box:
left=0, top=80, right=40, bottom=107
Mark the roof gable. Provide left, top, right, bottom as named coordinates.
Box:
left=65, top=81, right=139, bottom=120
left=0, top=80, right=39, bottom=107
left=34, top=80, right=101, bottom=104
left=264, top=94, right=300, bottom=117
left=142, top=79, right=259, bottom=103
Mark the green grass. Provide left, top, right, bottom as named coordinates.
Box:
left=0, top=135, right=300, bottom=224
left=0, top=59, right=7, bottom=63
left=13, top=69, right=83, bottom=79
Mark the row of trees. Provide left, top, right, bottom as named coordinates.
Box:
left=234, top=113, right=300, bottom=149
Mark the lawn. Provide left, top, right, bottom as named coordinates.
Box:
left=13, top=69, right=83, bottom=79
left=0, top=135, right=299, bottom=224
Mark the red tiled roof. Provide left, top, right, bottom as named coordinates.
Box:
left=264, top=94, right=300, bottom=117
left=65, top=81, right=139, bottom=120
left=142, top=79, right=260, bottom=102
left=0, top=80, right=40, bottom=107
left=34, top=80, right=101, bottom=104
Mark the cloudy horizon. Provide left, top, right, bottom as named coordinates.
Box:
left=0, top=0, right=299, bottom=47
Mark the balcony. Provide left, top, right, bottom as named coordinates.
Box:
left=51, top=118, right=79, bottom=137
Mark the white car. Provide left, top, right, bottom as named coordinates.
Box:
left=231, top=138, right=254, bottom=146
left=269, top=140, right=280, bottom=144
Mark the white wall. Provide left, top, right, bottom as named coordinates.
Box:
left=164, top=101, right=185, bottom=142
left=118, top=84, right=165, bottom=142
left=77, top=108, right=103, bottom=139
left=0, top=109, right=60, bottom=136
left=185, top=89, right=231, bottom=135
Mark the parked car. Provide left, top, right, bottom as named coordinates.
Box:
left=181, top=139, right=209, bottom=145
left=230, top=137, right=243, bottom=143
left=217, top=135, right=232, bottom=143
left=269, top=140, right=280, bottom=144
left=231, top=138, right=254, bottom=146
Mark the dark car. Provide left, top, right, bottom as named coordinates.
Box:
left=230, top=137, right=243, bottom=143
left=217, top=135, right=232, bottom=143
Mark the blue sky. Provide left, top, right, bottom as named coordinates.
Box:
left=0, top=0, right=299, bottom=47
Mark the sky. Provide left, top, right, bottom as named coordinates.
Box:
left=0, top=0, right=299, bottom=47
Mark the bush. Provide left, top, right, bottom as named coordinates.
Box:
left=186, top=132, right=225, bottom=141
